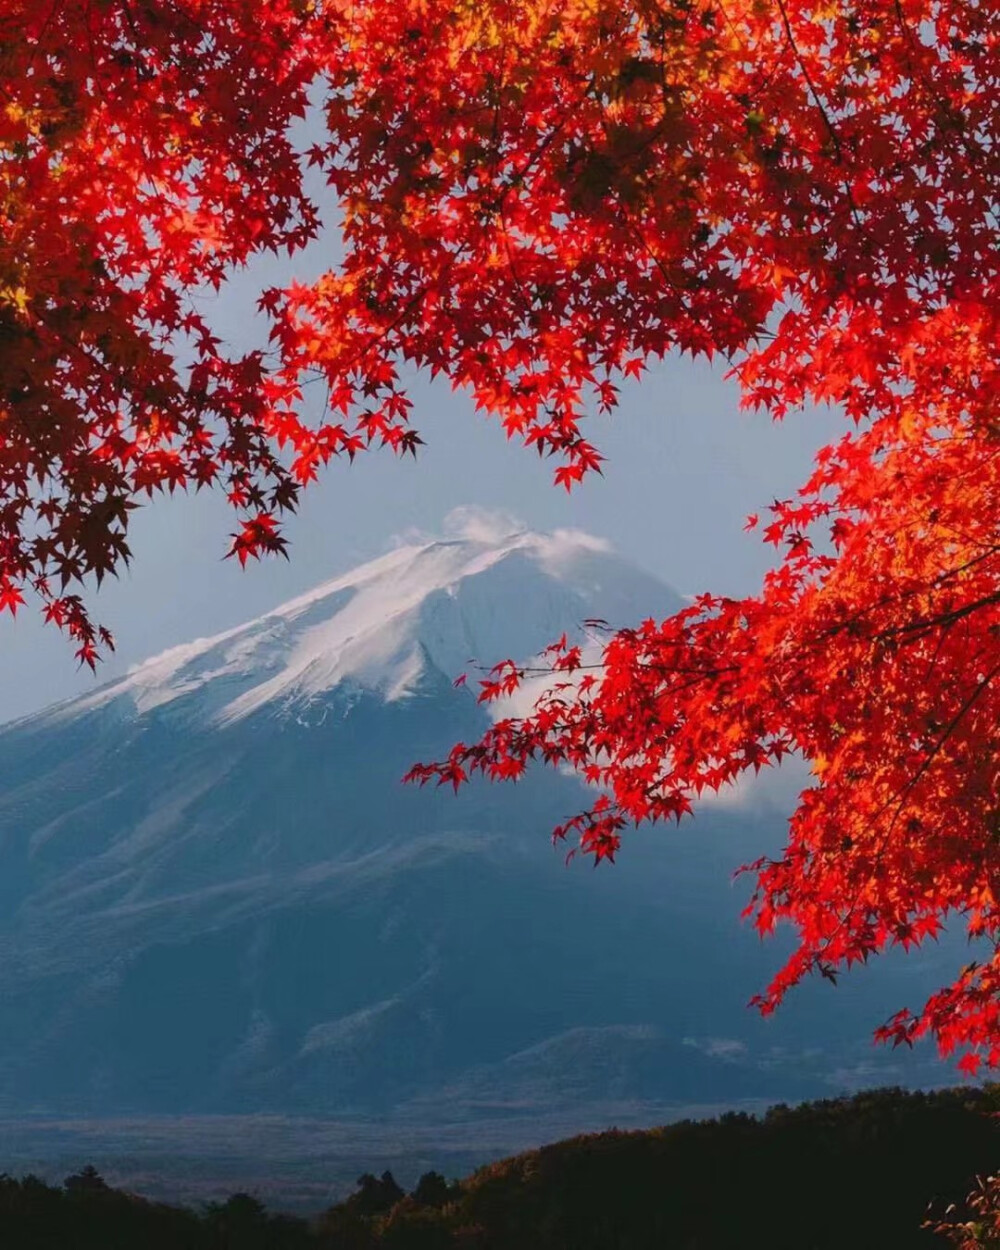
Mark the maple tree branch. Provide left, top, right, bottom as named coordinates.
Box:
left=819, top=546, right=1000, bottom=646
left=807, top=657, right=1000, bottom=978
left=876, top=589, right=1000, bottom=644
left=772, top=0, right=841, bottom=163
left=772, top=0, right=864, bottom=234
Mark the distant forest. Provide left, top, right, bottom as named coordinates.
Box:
left=3, top=1085, right=999, bottom=1248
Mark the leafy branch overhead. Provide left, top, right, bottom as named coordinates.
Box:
left=3, top=0, right=1000, bottom=1068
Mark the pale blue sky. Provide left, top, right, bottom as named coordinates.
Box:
left=0, top=117, right=849, bottom=723
left=0, top=350, right=841, bottom=724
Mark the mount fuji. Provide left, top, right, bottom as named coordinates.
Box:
left=0, top=519, right=957, bottom=1136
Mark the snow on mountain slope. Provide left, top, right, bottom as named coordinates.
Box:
left=50, top=524, right=682, bottom=728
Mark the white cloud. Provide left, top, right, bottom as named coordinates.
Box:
left=384, top=508, right=614, bottom=566
left=442, top=505, right=526, bottom=545
left=682, top=1036, right=748, bottom=1060
left=384, top=506, right=528, bottom=553
left=693, top=754, right=811, bottom=816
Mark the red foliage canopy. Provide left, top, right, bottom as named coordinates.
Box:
left=3, top=0, right=999, bottom=1067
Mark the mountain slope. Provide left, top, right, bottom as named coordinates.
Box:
left=0, top=525, right=956, bottom=1118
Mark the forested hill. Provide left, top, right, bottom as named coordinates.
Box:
left=2, top=1086, right=999, bottom=1247
left=436, top=1085, right=1000, bottom=1249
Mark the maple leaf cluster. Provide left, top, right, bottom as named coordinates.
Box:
left=928, top=1171, right=1000, bottom=1248
left=4, top=0, right=1000, bottom=1067
left=0, top=0, right=318, bottom=663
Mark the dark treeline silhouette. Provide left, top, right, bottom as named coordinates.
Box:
left=2, top=1086, right=999, bottom=1248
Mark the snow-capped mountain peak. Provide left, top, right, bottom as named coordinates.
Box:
left=59, top=524, right=682, bottom=728
left=0, top=511, right=944, bottom=1133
